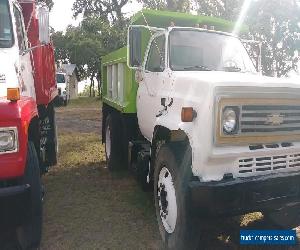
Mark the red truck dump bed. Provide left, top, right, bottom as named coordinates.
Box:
left=20, top=1, right=57, bottom=105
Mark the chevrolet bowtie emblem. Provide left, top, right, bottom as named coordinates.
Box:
left=266, top=114, right=284, bottom=126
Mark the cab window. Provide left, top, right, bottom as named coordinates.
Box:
left=56, top=74, right=66, bottom=84
left=0, top=0, right=13, bottom=48
left=146, top=35, right=165, bottom=72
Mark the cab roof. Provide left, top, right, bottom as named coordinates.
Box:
left=131, top=9, right=249, bottom=34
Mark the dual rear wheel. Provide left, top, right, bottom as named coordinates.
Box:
left=104, top=113, right=128, bottom=171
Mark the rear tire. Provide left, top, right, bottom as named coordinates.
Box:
left=154, top=143, right=199, bottom=250
left=136, top=151, right=152, bottom=191
left=16, top=142, right=43, bottom=250
left=105, top=113, right=127, bottom=171
left=45, top=103, right=58, bottom=167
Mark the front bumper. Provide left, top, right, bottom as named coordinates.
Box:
left=58, top=95, right=67, bottom=101
left=189, top=172, right=300, bottom=216
left=0, top=184, right=30, bottom=226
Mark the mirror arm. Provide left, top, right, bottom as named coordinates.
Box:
left=21, top=44, right=47, bottom=56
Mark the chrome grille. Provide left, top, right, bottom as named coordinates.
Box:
left=238, top=153, right=300, bottom=177
left=240, top=105, right=300, bottom=134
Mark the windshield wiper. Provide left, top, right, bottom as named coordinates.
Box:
left=183, top=65, right=212, bottom=71
left=223, top=66, right=242, bottom=72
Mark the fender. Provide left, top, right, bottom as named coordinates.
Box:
left=151, top=103, right=202, bottom=178
left=0, top=97, right=38, bottom=180
left=153, top=101, right=195, bottom=149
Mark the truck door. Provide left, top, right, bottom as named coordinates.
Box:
left=13, top=5, right=35, bottom=99
left=137, top=34, right=166, bottom=141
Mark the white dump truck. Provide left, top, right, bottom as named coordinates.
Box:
left=56, top=72, right=69, bottom=106
left=102, top=10, right=300, bottom=249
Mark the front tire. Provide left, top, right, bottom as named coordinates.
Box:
left=16, top=142, right=43, bottom=250
left=154, top=143, right=199, bottom=250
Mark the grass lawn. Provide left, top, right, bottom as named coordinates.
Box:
left=41, top=98, right=162, bottom=249
left=68, top=97, right=102, bottom=108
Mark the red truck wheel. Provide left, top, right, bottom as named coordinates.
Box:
left=47, top=104, right=58, bottom=166
left=16, top=142, right=43, bottom=249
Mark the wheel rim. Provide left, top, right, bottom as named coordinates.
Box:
left=157, top=167, right=177, bottom=234
left=105, top=124, right=111, bottom=159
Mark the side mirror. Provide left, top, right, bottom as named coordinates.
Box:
left=37, top=5, right=50, bottom=44
left=128, top=26, right=142, bottom=69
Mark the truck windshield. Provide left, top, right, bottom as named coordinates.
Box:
left=0, top=0, right=13, bottom=48
left=56, top=74, right=66, bottom=83
left=169, top=30, right=256, bottom=73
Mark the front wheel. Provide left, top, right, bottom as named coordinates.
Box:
left=154, top=143, right=199, bottom=250
left=16, top=142, right=43, bottom=249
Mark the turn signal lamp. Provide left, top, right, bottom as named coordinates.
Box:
left=7, top=88, right=20, bottom=102
left=181, top=107, right=197, bottom=122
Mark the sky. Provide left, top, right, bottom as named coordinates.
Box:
left=50, top=0, right=143, bottom=32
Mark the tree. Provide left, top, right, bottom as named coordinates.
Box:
left=194, top=0, right=300, bottom=76
left=138, top=0, right=191, bottom=12
left=73, top=0, right=128, bottom=26
left=247, top=0, right=300, bottom=76
left=37, top=0, right=54, bottom=10
left=53, top=24, right=103, bottom=96
left=195, top=0, right=241, bottom=20
left=52, top=31, right=70, bottom=64
left=52, top=16, right=127, bottom=97
left=79, top=17, right=128, bottom=95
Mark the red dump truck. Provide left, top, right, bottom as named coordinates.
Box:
left=0, top=0, right=57, bottom=248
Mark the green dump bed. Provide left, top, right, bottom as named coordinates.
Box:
left=101, top=9, right=247, bottom=113
left=102, top=47, right=137, bottom=113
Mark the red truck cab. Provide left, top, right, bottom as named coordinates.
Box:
left=0, top=0, right=57, bottom=248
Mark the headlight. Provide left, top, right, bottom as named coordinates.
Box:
left=222, top=107, right=238, bottom=134
left=0, top=127, right=18, bottom=153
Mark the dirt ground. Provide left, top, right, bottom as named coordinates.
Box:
left=1, top=98, right=299, bottom=250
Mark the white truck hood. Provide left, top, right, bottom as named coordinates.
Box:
left=173, top=71, right=300, bottom=89
left=0, top=48, right=19, bottom=98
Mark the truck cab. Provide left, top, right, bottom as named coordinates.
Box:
left=56, top=72, right=69, bottom=106
left=136, top=27, right=258, bottom=142
left=0, top=0, right=35, bottom=98
left=102, top=10, right=300, bottom=249
left=0, top=0, right=57, bottom=248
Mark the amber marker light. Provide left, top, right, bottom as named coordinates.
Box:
left=7, top=88, right=20, bottom=102
left=181, top=107, right=197, bottom=122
